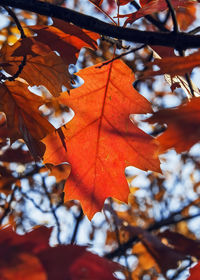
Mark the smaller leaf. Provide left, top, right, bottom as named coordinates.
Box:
left=146, top=98, right=200, bottom=154
left=0, top=42, right=70, bottom=97
left=30, top=19, right=100, bottom=65
left=142, top=51, right=200, bottom=78
left=119, top=0, right=196, bottom=26
left=0, top=81, right=54, bottom=159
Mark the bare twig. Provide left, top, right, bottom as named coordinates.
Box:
left=3, top=6, right=26, bottom=38
left=97, top=44, right=146, bottom=68
left=109, top=199, right=132, bottom=280
left=0, top=185, right=18, bottom=225
left=21, top=191, right=51, bottom=214
left=164, top=0, right=194, bottom=96
left=71, top=208, right=83, bottom=244
left=165, top=0, right=178, bottom=33
left=41, top=177, right=62, bottom=244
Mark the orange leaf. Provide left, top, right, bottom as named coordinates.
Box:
left=146, top=98, right=200, bottom=154
left=0, top=81, right=54, bottom=159
left=43, top=60, right=160, bottom=219
left=120, top=0, right=195, bottom=25
left=176, top=4, right=197, bottom=30
left=143, top=51, right=200, bottom=78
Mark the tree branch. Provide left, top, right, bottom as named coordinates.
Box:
left=105, top=211, right=200, bottom=259
left=1, top=0, right=200, bottom=49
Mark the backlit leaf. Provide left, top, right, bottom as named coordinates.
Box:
left=119, top=0, right=196, bottom=26
left=30, top=18, right=100, bottom=65
left=0, top=42, right=70, bottom=97
left=142, top=51, right=200, bottom=78
left=0, top=80, right=54, bottom=159
left=147, top=97, right=200, bottom=153
left=43, top=59, right=160, bottom=219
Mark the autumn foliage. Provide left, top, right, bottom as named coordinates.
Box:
left=0, top=0, right=200, bottom=279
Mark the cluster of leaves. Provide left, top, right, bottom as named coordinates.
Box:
left=0, top=0, right=200, bottom=279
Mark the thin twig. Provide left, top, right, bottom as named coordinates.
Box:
left=97, top=44, right=146, bottom=68
left=3, top=6, right=26, bottom=38
left=163, top=1, right=195, bottom=97
left=109, top=199, right=132, bottom=280
left=41, top=177, right=62, bottom=244
left=189, top=26, right=200, bottom=35
left=178, top=49, right=195, bottom=97
left=71, top=208, right=83, bottom=244
left=0, top=185, right=18, bottom=225
left=21, top=191, right=51, bottom=214
left=165, top=0, right=178, bottom=33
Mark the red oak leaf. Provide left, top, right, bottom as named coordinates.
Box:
left=42, top=60, right=160, bottom=219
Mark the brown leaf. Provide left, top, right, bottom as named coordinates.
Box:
left=0, top=80, right=54, bottom=159
left=0, top=42, right=70, bottom=97
left=159, top=230, right=200, bottom=258
left=30, top=18, right=100, bottom=65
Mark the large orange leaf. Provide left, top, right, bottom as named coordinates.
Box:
left=0, top=80, right=54, bottom=159
left=43, top=60, right=160, bottom=219
left=0, top=226, right=120, bottom=280
left=147, top=98, right=200, bottom=154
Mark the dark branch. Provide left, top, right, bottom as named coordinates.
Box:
left=105, top=211, right=200, bottom=259
left=1, top=0, right=200, bottom=49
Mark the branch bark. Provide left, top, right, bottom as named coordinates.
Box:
left=1, top=0, right=200, bottom=49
